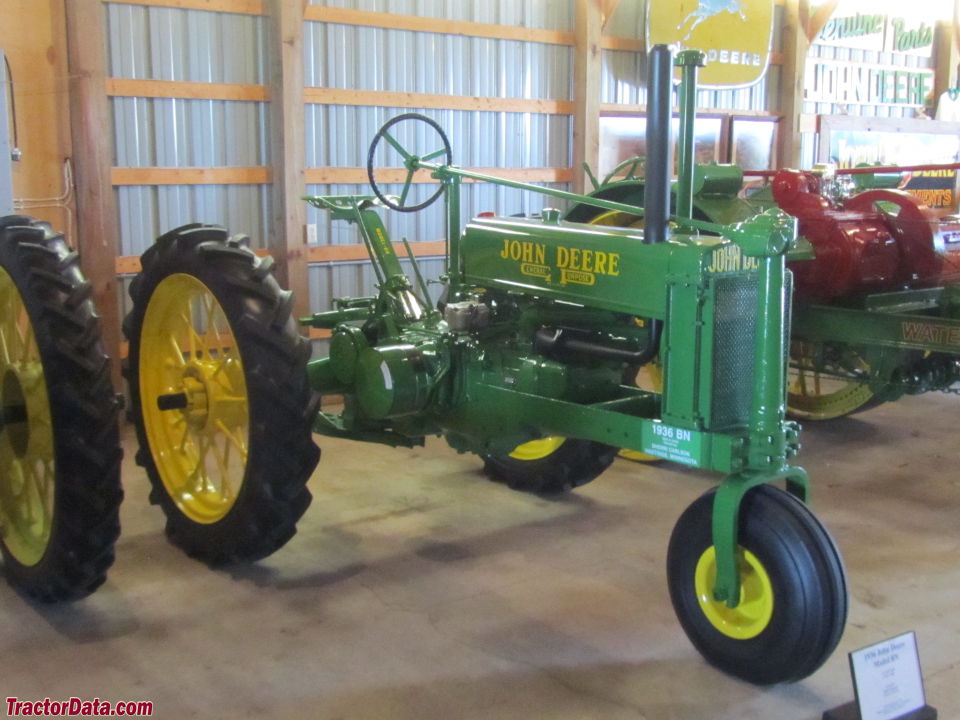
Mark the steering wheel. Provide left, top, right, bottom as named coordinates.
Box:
left=366, top=113, right=452, bottom=213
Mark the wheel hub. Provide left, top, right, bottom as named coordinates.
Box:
left=694, top=546, right=774, bottom=640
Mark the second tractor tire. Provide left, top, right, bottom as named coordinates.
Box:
left=124, top=224, right=319, bottom=564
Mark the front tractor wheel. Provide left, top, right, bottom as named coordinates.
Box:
left=484, top=438, right=616, bottom=494
left=124, top=225, right=319, bottom=564
left=667, top=485, right=847, bottom=684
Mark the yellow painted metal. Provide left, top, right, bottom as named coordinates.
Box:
left=139, top=273, right=249, bottom=524
left=0, top=267, right=55, bottom=566
left=787, top=341, right=875, bottom=420
left=646, top=0, right=774, bottom=87
left=694, top=546, right=774, bottom=640
left=508, top=436, right=565, bottom=461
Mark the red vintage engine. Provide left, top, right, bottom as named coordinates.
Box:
left=772, top=169, right=960, bottom=300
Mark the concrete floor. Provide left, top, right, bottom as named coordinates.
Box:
left=2, top=392, right=959, bottom=720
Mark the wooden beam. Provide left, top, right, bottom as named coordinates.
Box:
left=106, top=78, right=269, bottom=101
left=599, top=0, right=623, bottom=30
left=777, top=0, right=809, bottom=167
left=65, top=0, right=123, bottom=389
left=102, top=0, right=267, bottom=15
left=303, top=87, right=574, bottom=115
left=304, top=5, right=573, bottom=46
left=805, top=0, right=838, bottom=43
left=304, top=167, right=573, bottom=185
left=111, top=166, right=270, bottom=185
left=601, top=103, right=780, bottom=118
left=573, top=0, right=602, bottom=195
left=268, top=0, right=310, bottom=321
left=109, top=165, right=571, bottom=188
left=306, top=240, right=447, bottom=264
left=115, top=240, right=449, bottom=274
left=601, top=36, right=644, bottom=52
left=934, top=20, right=959, bottom=109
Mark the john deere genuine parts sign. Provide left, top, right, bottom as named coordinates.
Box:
left=647, top=0, right=774, bottom=87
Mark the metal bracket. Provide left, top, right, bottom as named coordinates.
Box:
left=711, top=466, right=810, bottom=607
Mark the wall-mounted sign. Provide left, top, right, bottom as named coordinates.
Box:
left=817, top=12, right=936, bottom=57
left=824, top=121, right=960, bottom=214
left=805, top=60, right=934, bottom=107
left=646, top=0, right=774, bottom=88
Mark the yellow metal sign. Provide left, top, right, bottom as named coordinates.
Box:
left=646, top=0, right=774, bottom=88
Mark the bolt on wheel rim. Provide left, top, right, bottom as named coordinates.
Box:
left=694, top=546, right=774, bottom=640
left=0, top=267, right=55, bottom=566
left=140, top=274, right=249, bottom=524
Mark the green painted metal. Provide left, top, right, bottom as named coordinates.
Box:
left=794, top=304, right=960, bottom=355
left=675, top=50, right=706, bottom=221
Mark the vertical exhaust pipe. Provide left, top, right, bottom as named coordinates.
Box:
left=644, top=44, right=673, bottom=245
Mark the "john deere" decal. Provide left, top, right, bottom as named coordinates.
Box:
left=499, top=238, right=621, bottom=286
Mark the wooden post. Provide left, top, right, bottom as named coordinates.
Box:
left=268, top=0, right=310, bottom=322
left=933, top=20, right=959, bottom=110
left=573, top=0, right=602, bottom=195
left=777, top=0, right=811, bottom=168
left=64, top=0, right=122, bottom=389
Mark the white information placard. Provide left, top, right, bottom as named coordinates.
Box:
left=850, top=632, right=926, bottom=720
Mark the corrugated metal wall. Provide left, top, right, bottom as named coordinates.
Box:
left=108, top=3, right=271, bottom=260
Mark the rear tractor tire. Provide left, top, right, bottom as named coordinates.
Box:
left=0, top=216, right=122, bottom=601
left=123, top=224, right=319, bottom=564
left=484, top=438, right=617, bottom=494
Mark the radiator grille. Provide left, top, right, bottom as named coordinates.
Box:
left=710, top=275, right=759, bottom=430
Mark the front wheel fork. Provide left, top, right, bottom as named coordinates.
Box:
left=710, top=466, right=810, bottom=607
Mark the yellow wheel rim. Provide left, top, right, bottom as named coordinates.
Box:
left=509, top=436, right=565, bottom=461
left=140, top=273, right=249, bottom=524
left=0, top=267, right=56, bottom=566
left=787, top=341, right=875, bottom=420
left=694, top=546, right=774, bottom=640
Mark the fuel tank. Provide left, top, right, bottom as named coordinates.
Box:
left=772, top=169, right=960, bottom=300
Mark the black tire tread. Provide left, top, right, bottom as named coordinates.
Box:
left=0, top=217, right=123, bottom=602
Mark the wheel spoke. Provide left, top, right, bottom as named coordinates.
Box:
left=0, top=307, right=13, bottom=364
left=381, top=130, right=412, bottom=160
left=20, top=318, right=38, bottom=364
left=422, top=146, right=447, bottom=162
left=178, top=310, right=198, bottom=358
left=209, top=435, right=233, bottom=501
left=189, top=433, right=212, bottom=495
left=215, top=419, right=248, bottom=463
left=24, top=460, right=53, bottom=534
left=399, top=171, right=414, bottom=206
left=166, top=334, right=186, bottom=367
